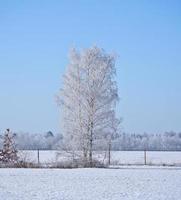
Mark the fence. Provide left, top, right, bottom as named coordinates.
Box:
left=18, top=150, right=181, bottom=166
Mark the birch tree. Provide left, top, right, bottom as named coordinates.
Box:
left=58, top=46, right=119, bottom=166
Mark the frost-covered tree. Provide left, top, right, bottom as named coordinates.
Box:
left=58, top=48, right=84, bottom=153
left=0, top=129, right=18, bottom=164
left=58, top=46, right=119, bottom=166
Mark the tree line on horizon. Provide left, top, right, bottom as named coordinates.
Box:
left=1, top=130, right=181, bottom=151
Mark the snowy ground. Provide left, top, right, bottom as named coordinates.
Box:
left=19, top=150, right=181, bottom=166
left=0, top=167, right=181, bottom=200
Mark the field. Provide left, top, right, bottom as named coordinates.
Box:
left=0, top=167, right=181, bottom=200
left=1, top=151, right=178, bottom=199
left=19, top=150, right=181, bottom=166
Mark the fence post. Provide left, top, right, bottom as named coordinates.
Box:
left=144, top=149, right=147, bottom=165
left=38, top=149, right=40, bottom=166
left=108, top=140, right=111, bottom=165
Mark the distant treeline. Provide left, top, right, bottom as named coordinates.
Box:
left=0, top=131, right=181, bottom=151
left=112, top=131, right=181, bottom=151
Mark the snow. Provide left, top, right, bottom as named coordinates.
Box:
left=110, top=151, right=181, bottom=165
left=0, top=167, right=181, bottom=200
left=19, top=150, right=181, bottom=166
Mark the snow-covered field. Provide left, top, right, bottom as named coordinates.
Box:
left=19, top=150, right=181, bottom=166
left=0, top=167, right=181, bottom=200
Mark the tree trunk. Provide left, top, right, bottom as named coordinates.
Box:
left=89, top=122, right=93, bottom=167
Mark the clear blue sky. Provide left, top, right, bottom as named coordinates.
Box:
left=0, top=0, right=181, bottom=134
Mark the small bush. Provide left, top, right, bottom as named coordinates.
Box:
left=50, top=158, right=105, bottom=169
left=15, top=161, right=39, bottom=168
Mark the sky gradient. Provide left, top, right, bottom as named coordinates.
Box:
left=0, top=0, right=181, bottom=134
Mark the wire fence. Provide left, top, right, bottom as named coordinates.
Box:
left=18, top=150, right=181, bottom=166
